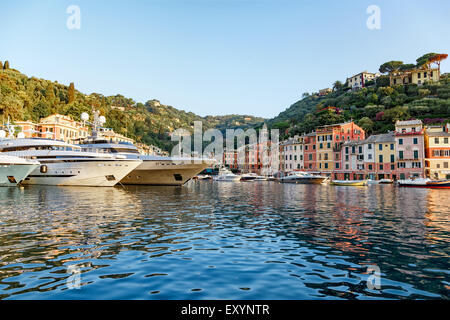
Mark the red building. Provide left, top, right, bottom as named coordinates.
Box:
left=303, top=132, right=317, bottom=172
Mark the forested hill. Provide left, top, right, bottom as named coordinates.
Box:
left=0, top=62, right=264, bottom=151
left=267, top=54, right=450, bottom=139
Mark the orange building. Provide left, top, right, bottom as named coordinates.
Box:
left=424, top=125, right=450, bottom=179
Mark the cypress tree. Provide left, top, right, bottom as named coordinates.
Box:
left=0, top=61, right=3, bottom=69
left=68, top=82, right=75, bottom=103
left=3, top=61, right=9, bottom=69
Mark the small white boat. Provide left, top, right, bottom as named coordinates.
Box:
left=214, top=167, right=241, bottom=181
left=194, top=174, right=212, bottom=180
left=397, top=178, right=430, bottom=187
left=279, top=171, right=326, bottom=184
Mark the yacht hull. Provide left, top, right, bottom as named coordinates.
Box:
left=120, top=160, right=212, bottom=186
left=0, top=163, right=39, bottom=186
left=280, top=177, right=325, bottom=184
left=22, top=160, right=141, bottom=187
left=331, top=180, right=368, bottom=186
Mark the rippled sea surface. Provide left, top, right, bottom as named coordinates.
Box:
left=0, top=181, right=449, bottom=300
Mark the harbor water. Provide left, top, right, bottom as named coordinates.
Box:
left=0, top=181, right=448, bottom=299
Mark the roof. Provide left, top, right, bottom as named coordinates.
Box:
left=395, top=119, right=422, bottom=126
left=426, top=131, right=450, bottom=137
left=364, top=133, right=395, bottom=143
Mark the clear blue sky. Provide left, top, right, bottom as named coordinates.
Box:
left=1, top=0, right=449, bottom=118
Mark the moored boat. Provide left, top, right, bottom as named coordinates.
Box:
left=426, top=180, right=450, bottom=188
left=397, top=178, right=430, bottom=187
left=194, top=174, right=212, bottom=180
left=0, top=154, right=40, bottom=187
left=240, top=173, right=257, bottom=181
left=330, top=180, right=368, bottom=186
left=214, top=167, right=241, bottom=181
left=76, top=111, right=215, bottom=186
left=279, top=171, right=326, bottom=184
left=398, top=178, right=450, bottom=188
left=0, top=138, right=142, bottom=186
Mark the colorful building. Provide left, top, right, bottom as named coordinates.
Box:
left=14, top=114, right=89, bottom=143
left=303, top=132, right=317, bottom=172
left=280, top=135, right=304, bottom=172
left=316, top=122, right=365, bottom=176
left=424, top=125, right=450, bottom=179
left=395, top=120, right=425, bottom=179
left=390, top=67, right=440, bottom=86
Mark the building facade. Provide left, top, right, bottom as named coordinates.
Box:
left=395, top=120, right=425, bottom=179
left=316, top=122, right=365, bottom=175
left=280, top=135, right=304, bottom=172
left=346, top=71, right=380, bottom=90
left=303, top=132, right=317, bottom=172
left=390, top=67, right=440, bottom=86
left=424, top=125, right=450, bottom=179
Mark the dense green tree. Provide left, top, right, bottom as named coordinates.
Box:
left=358, top=117, right=374, bottom=134
left=3, top=61, right=10, bottom=70
left=416, top=53, right=438, bottom=68
left=379, top=61, right=403, bottom=74
left=399, top=64, right=416, bottom=71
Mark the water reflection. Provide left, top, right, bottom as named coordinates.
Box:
left=0, top=182, right=448, bottom=299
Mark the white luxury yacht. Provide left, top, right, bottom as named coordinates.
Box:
left=0, top=154, right=40, bottom=186
left=0, top=138, right=142, bottom=187
left=73, top=111, right=215, bottom=186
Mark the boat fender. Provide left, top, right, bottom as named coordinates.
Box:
left=40, top=165, right=48, bottom=173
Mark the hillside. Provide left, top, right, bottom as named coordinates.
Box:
left=0, top=62, right=264, bottom=151
left=267, top=54, right=450, bottom=139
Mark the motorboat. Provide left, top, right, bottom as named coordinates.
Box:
left=397, top=178, right=431, bottom=187
left=240, top=173, right=257, bottom=181
left=0, top=154, right=39, bottom=186
left=279, top=171, right=326, bottom=184
left=379, top=178, right=394, bottom=184
left=398, top=178, right=450, bottom=188
left=0, top=138, right=142, bottom=186
left=330, top=180, right=368, bottom=186
left=194, top=174, right=212, bottom=180
left=214, top=167, right=241, bottom=181
left=74, top=111, right=215, bottom=186
left=254, top=175, right=268, bottom=181
left=425, top=180, right=450, bottom=188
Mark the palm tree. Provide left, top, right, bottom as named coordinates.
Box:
left=333, top=80, right=343, bottom=91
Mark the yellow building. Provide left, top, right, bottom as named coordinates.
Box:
left=390, top=67, right=440, bottom=86
left=316, top=130, right=334, bottom=174
left=373, top=133, right=396, bottom=179
left=424, top=125, right=450, bottom=179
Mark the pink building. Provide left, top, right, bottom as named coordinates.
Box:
left=395, top=120, right=425, bottom=179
